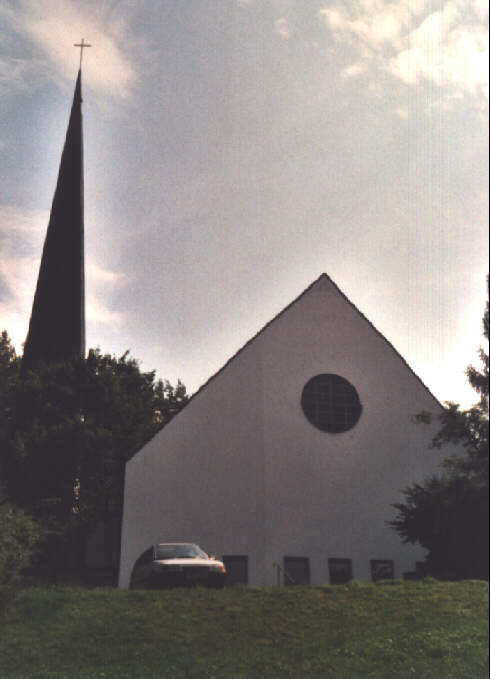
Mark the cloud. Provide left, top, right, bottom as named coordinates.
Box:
left=0, top=56, right=40, bottom=97
left=319, top=0, right=489, bottom=105
left=0, top=205, right=47, bottom=351
left=86, top=261, right=127, bottom=288
left=389, top=14, right=489, bottom=97
left=394, top=106, right=409, bottom=119
left=274, top=17, right=292, bottom=40
left=1, top=0, right=138, bottom=100
left=86, top=299, right=125, bottom=332
left=85, top=260, right=127, bottom=332
left=319, top=3, right=407, bottom=47
left=473, top=0, right=489, bottom=21
left=341, top=62, right=365, bottom=78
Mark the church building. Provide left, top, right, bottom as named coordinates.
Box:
left=18, top=59, right=447, bottom=589
left=119, top=274, right=445, bottom=587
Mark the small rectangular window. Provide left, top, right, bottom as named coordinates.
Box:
left=370, top=559, right=394, bottom=582
left=328, top=558, right=353, bottom=584
left=222, top=555, right=248, bottom=586
left=283, top=557, right=310, bottom=585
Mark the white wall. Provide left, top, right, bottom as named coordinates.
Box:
left=119, top=276, right=445, bottom=587
left=259, top=276, right=443, bottom=582
left=119, top=334, right=268, bottom=587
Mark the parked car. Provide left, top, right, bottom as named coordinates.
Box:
left=130, top=543, right=226, bottom=589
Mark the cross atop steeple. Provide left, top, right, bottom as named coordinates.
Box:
left=74, top=38, right=91, bottom=68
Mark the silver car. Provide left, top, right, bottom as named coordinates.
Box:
left=131, top=543, right=226, bottom=589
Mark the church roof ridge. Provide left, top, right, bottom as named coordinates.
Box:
left=311, top=273, right=442, bottom=410
left=182, top=273, right=328, bottom=396
left=146, top=272, right=443, bottom=452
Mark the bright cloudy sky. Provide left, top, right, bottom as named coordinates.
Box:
left=0, top=0, right=488, bottom=407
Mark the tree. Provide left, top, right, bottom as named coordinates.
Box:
left=0, top=502, right=40, bottom=610
left=0, top=332, right=20, bottom=438
left=0, top=333, right=20, bottom=502
left=0, top=341, right=189, bottom=578
left=391, top=277, right=489, bottom=580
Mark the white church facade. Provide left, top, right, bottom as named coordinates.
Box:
left=119, top=274, right=445, bottom=588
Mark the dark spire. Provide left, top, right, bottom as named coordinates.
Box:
left=22, top=69, right=85, bottom=371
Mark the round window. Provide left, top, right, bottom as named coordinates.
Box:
left=301, top=374, right=362, bottom=433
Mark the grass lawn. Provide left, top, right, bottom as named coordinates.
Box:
left=0, top=580, right=487, bottom=678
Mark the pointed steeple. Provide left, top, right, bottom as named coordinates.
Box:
left=23, top=70, right=85, bottom=371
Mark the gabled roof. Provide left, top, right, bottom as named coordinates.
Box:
left=146, top=273, right=442, bottom=448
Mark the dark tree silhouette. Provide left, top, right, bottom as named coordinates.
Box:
left=1, top=339, right=189, bottom=580
left=391, top=277, right=489, bottom=580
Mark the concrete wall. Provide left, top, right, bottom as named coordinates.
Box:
left=119, top=276, right=445, bottom=587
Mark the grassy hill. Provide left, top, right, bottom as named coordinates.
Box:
left=0, top=580, right=487, bottom=678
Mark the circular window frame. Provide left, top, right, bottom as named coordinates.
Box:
left=300, top=373, right=362, bottom=433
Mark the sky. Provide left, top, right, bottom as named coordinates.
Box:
left=0, top=0, right=488, bottom=407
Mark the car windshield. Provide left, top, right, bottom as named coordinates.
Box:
left=154, top=544, right=208, bottom=560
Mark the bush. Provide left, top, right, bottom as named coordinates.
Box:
left=0, top=501, right=40, bottom=609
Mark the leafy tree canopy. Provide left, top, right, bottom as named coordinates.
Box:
left=0, top=339, right=189, bottom=573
